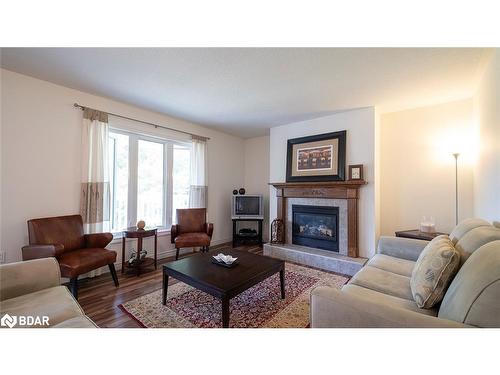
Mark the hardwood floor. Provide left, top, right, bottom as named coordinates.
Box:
left=77, top=244, right=262, bottom=328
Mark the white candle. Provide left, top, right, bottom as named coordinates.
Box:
left=420, top=222, right=436, bottom=233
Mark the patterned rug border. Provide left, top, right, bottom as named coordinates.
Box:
left=119, top=262, right=349, bottom=328
left=118, top=304, right=147, bottom=328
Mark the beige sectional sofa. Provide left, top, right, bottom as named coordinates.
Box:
left=0, top=258, right=96, bottom=328
left=311, top=218, right=500, bottom=327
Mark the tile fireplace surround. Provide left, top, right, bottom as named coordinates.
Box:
left=264, top=181, right=368, bottom=276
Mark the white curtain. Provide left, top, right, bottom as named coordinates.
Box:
left=189, top=137, right=208, bottom=208
left=80, top=108, right=111, bottom=234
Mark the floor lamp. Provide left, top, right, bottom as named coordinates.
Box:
left=453, top=153, right=460, bottom=225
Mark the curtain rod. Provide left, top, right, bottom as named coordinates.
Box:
left=73, top=103, right=210, bottom=141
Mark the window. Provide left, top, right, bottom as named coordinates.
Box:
left=108, top=129, right=191, bottom=233
left=137, top=140, right=164, bottom=227
left=109, top=132, right=129, bottom=232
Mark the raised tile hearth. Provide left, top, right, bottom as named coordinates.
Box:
left=264, top=243, right=366, bottom=276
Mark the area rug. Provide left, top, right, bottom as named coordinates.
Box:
left=119, top=263, right=348, bottom=328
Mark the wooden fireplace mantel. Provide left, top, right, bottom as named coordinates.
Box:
left=269, top=180, right=367, bottom=258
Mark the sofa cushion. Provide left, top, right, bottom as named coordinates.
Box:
left=342, top=284, right=437, bottom=316
left=349, top=265, right=413, bottom=300
left=0, top=258, right=60, bottom=302
left=0, top=286, right=84, bottom=327
left=52, top=315, right=97, bottom=328
left=449, top=218, right=491, bottom=245
left=454, top=226, right=500, bottom=265
left=410, top=235, right=460, bottom=308
left=367, top=254, right=415, bottom=277
left=174, top=233, right=211, bottom=248
left=439, top=240, right=500, bottom=327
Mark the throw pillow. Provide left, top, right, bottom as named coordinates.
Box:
left=410, top=235, right=460, bottom=309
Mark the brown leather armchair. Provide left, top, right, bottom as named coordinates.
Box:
left=22, top=214, right=119, bottom=299
left=171, top=208, right=214, bottom=260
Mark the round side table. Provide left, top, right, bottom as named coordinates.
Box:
left=121, top=227, right=158, bottom=276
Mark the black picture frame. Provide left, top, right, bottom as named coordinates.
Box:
left=286, top=130, right=346, bottom=182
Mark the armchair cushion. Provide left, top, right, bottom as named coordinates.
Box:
left=58, top=248, right=117, bottom=278
left=84, top=232, right=113, bottom=248
left=27, top=214, right=85, bottom=252
left=176, top=208, right=206, bottom=233
left=174, top=233, right=211, bottom=248
left=410, top=235, right=460, bottom=308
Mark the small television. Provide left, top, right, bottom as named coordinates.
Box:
left=231, top=194, right=264, bottom=219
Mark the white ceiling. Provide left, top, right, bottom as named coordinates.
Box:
left=0, top=48, right=487, bottom=138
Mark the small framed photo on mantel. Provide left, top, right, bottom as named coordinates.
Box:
left=348, top=164, right=364, bottom=181
left=286, top=130, right=346, bottom=182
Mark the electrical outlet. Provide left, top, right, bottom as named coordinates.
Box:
left=0, top=251, right=6, bottom=264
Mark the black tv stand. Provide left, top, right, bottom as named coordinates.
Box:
left=232, top=219, right=263, bottom=248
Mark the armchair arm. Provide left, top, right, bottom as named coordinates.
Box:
left=171, top=224, right=179, bottom=244
left=377, top=236, right=429, bottom=261
left=0, top=258, right=61, bottom=301
left=204, top=223, right=214, bottom=238
left=84, top=232, right=113, bottom=248
left=22, top=244, right=64, bottom=260
left=310, top=286, right=467, bottom=328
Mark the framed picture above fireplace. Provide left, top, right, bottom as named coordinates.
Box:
left=286, top=130, right=346, bottom=182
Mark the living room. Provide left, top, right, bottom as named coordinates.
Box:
left=1, top=2, right=499, bottom=374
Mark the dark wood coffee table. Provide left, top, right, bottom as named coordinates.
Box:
left=162, top=249, right=285, bottom=328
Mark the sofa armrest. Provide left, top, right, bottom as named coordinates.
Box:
left=22, top=244, right=64, bottom=260
left=171, top=225, right=179, bottom=244
left=377, top=236, right=429, bottom=261
left=310, top=286, right=467, bottom=328
left=204, top=223, right=214, bottom=238
left=0, top=258, right=61, bottom=301
left=84, top=232, right=113, bottom=248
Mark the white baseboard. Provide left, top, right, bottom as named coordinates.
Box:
left=114, top=237, right=232, bottom=272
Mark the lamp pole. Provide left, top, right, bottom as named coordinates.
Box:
left=453, top=153, right=460, bottom=225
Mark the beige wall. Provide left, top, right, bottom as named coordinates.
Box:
left=0, top=69, right=3, bottom=262
left=473, top=50, right=500, bottom=222
left=380, top=99, right=475, bottom=235
left=270, top=108, right=378, bottom=258
left=1, top=69, right=245, bottom=264
left=243, top=136, right=270, bottom=241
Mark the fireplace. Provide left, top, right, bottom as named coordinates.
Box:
left=292, top=205, right=339, bottom=252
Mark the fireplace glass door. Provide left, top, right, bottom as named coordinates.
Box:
left=292, top=205, right=339, bottom=252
